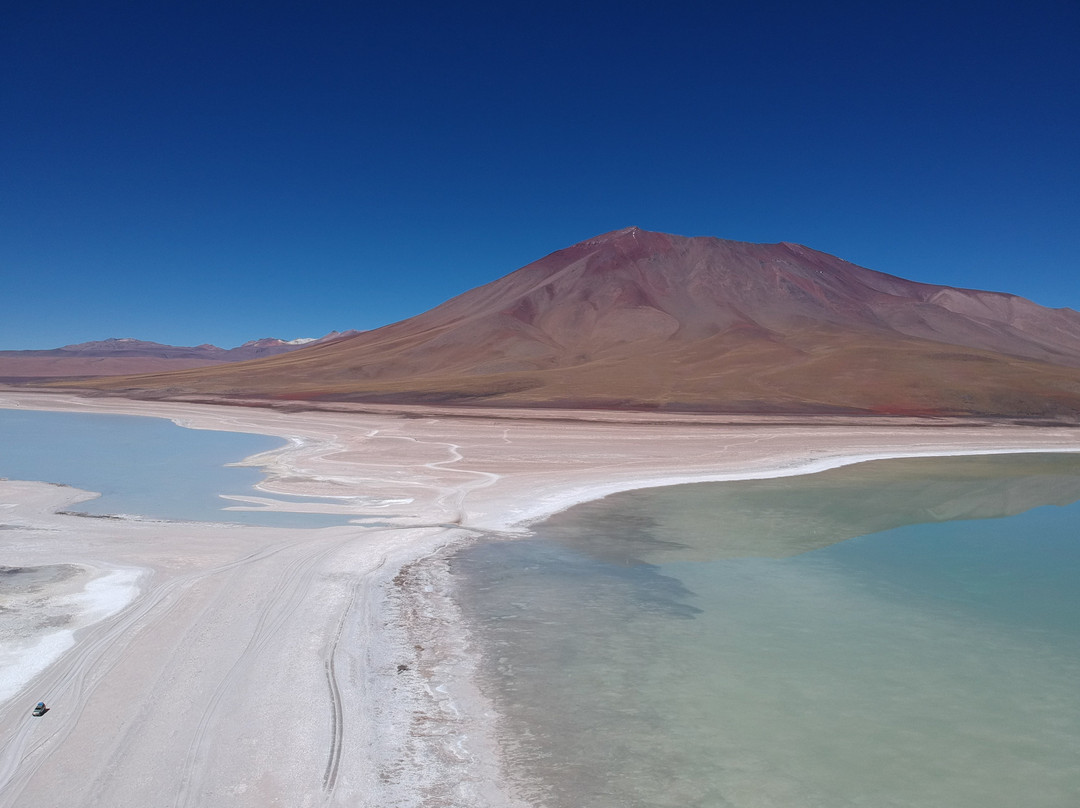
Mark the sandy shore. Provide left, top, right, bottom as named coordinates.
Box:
left=1, top=391, right=1078, bottom=807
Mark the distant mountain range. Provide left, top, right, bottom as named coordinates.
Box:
left=0, top=333, right=356, bottom=380
left=33, top=227, right=1080, bottom=417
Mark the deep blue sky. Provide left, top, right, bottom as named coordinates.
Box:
left=3, top=1, right=1078, bottom=349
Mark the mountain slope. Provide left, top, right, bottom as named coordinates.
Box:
left=51, top=228, right=1080, bottom=417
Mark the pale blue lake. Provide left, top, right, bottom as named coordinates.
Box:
left=448, top=453, right=1080, bottom=808
left=0, top=408, right=348, bottom=527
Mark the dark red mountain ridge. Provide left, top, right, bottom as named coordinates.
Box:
left=46, top=228, right=1080, bottom=417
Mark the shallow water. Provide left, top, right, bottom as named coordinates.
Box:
left=0, top=409, right=348, bottom=527
left=448, top=453, right=1080, bottom=808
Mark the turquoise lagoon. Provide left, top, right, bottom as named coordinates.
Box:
left=447, top=453, right=1080, bottom=808
left=0, top=409, right=348, bottom=527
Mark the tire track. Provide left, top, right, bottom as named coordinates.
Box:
left=321, top=656, right=343, bottom=796
left=321, top=556, right=376, bottom=801
left=0, top=570, right=195, bottom=804
left=0, top=538, right=318, bottom=807
left=172, top=537, right=349, bottom=808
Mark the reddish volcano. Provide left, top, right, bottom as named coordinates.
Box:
left=53, top=228, right=1080, bottom=417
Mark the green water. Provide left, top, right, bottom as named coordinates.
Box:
left=448, top=454, right=1080, bottom=807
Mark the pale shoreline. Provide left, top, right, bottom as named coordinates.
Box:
left=1, top=391, right=1078, bottom=807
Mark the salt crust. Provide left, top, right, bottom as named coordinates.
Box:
left=0, top=391, right=1077, bottom=807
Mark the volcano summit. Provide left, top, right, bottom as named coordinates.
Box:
left=53, top=228, right=1080, bottom=417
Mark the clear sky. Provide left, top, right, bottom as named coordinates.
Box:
left=3, top=1, right=1078, bottom=349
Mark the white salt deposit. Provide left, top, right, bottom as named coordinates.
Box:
left=0, top=566, right=143, bottom=705
left=0, top=633, right=75, bottom=704
left=60, top=567, right=143, bottom=623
